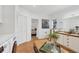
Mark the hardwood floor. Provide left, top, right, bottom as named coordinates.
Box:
left=16, top=40, right=34, bottom=53
left=16, top=37, right=48, bottom=53
left=16, top=37, right=71, bottom=53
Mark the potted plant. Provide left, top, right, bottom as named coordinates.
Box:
left=48, top=29, right=59, bottom=42
left=48, top=29, right=59, bottom=52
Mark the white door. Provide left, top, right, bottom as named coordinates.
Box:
left=16, top=13, right=27, bottom=45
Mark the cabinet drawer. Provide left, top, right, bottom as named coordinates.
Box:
left=57, top=34, right=64, bottom=45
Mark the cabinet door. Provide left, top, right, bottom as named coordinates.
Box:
left=0, top=6, right=2, bottom=23
left=57, top=34, right=64, bottom=45
left=63, top=35, right=69, bottom=47
left=69, top=36, right=79, bottom=52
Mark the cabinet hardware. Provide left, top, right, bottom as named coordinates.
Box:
left=67, top=45, right=69, bottom=46
left=67, top=42, right=69, bottom=43
left=67, top=39, right=69, bottom=40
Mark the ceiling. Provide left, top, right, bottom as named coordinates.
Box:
left=19, top=5, right=79, bottom=16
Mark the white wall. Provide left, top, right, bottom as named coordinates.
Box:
left=15, top=6, right=79, bottom=45
left=63, top=9, right=79, bottom=19
left=62, top=9, right=79, bottom=31
left=30, top=14, right=51, bottom=39
left=37, top=18, right=51, bottom=39
left=0, top=5, right=15, bottom=35
left=64, top=16, right=79, bottom=31
left=50, top=9, right=79, bottom=32
left=17, top=6, right=51, bottom=41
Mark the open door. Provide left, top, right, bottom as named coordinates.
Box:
left=31, top=19, right=38, bottom=40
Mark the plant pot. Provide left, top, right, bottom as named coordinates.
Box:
left=52, top=41, right=59, bottom=53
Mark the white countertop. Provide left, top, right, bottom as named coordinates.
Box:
left=0, top=33, right=16, bottom=53
left=0, top=33, right=15, bottom=47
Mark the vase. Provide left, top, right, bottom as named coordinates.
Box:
left=51, top=39, right=59, bottom=53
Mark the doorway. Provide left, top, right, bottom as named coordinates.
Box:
left=31, top=19, right=38, bottom=40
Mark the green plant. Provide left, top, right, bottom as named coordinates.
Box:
left=48, top=30, right=59, bottom=41
left=48, top=30, right=59, bottom=52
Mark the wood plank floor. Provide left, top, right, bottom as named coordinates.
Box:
left=16, top=37, right=48, bottom=53
left=16, top=36, right=70, bottom=53
left=16, top=40, right=34, bottom=53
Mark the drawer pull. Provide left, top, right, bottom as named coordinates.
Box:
left=67, top=45, right=69, bottom=46
left=67, top=42, right=69, bottom=43
left=67, top=39, right=69, bottom=40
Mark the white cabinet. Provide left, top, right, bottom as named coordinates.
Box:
left=58, top=33, right=79, bottom=52
left=58, top=34, right=69, bottom=47
left=0, top=6, right=2, bottom=23
left=57, top=34, right=64, bottom=45
left=63, top=35, right=69, bottom=47
left=68, top=36, right=79, bottom=52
